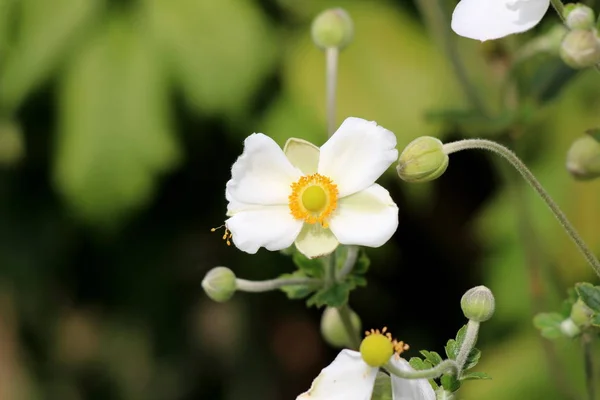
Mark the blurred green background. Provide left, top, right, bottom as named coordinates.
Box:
left=1, top=0, right=599, bottom=399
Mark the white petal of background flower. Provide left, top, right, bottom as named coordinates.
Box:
left=389, top=358, right=436, bottom=400
left=318, top=117, right=398, bottom=197
left=283, top=137, right=320, bottom=175
left=297, top=349, right=378, bottom=400
left=329, top=184, right=398, bottom=247
left=295, top=224, right=339, bottom=259
left=226, top=206, right=302, bottom=253
left=451, top=0, right=550, bottom=41
left=226, top=133, right=302, bottom=206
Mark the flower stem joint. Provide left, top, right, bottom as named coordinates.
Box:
left=461, top=286, right=495, bottom=322
left=397, top=136, right=449, bottom=183
left=311, top=8, right=354, bottom=50
left=202, top=267, right=237, bottom=303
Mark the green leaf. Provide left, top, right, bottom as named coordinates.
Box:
left=420, top=350, right=443, bottom=366
left=440, top=373, right=461, bottom=392
left=292, top=251, right=326, bottom=278
left=371, top=372, right=393, bottom=400
left=463, top=348, right=481, bottom=370
left=409, top=357, right=433, bottom=371
left=533, top=313, right=564, bottom=339
left=279, top=271, right=317, bottom=300
left=445, top=339, right=459, bottom=360
left=461, top=371, right=492, bottom=381
left=455, top=325, right=467, bottom=348
left=575, top=282, right=600, bottom=313
left=55, top=13, right=180, bottom=225
left=591, top=313, right=600, bottom=327
left=142, top=0, right=276, bottom=116
left=353, top=249, right=371, bottom=275
left=306, top=282, right=352, bottom=308
left=0, top=0, right=101, bottom=112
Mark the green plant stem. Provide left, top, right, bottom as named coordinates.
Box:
left=337, top=303, right=361, bottom=350
left=235, top=277, right=320, bottom=292
left=583, top=333, right=596, bottom=400
left=385, top=359, right=459, bottom=380
left=455, top=320, right=479, bottom=374
left=325, top=47, right=338, bottom=136
left=413, top=0, right=487, bottom=116
left=443, top=139, right=600, bottom=278
left=549, top=0, right=566, bottom=22
left=336, top=245, right=358, bottom=280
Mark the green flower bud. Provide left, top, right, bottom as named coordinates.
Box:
left=320, top=306, right=361, bottom=348
left=566, top=133, right=600, bottom=180
left=202, top=267, right=236, bottom=302
left=570, top=298, right=594, bottom=327
left=560, top=29, right=600, bottom=69
left=311, top=8, right=354, bottom=49
left=461, top=286, right=495, bottom=322
left=397, top=136, right=449, bottom=183
left=564, top=4, right=595, bottom=30
left=560, top=318, right=581, bottom=338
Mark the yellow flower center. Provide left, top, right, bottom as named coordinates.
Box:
left=359, top=327, right=410, bottom=367
left=289, top=173, right=338, bottom=227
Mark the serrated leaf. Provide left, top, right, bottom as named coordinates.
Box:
left=409, top=357, right=433, bottom=371
left=461, top=371, right=492, bottom=381
left=142, top=0, right=276, bottom=116
left=445, top=339, right=459, bottom=360
left=292, top=251, right=326, bottom=278
left=279, top=271, right=317, bottom=300
left=575, top=282, right=600, bottom=313
left=306, top=282, right=352, bottom=308
left=463, top=348, right=481, bottom=370
left=533, top=313, right=564, bottom=339
left=0, top=0, right=100, bottom=112
left=420, top=350, right=443, bottom=366
left=455, top=325, right=467, bottom=347
left=371, top=372, right=393, bottom=400
left=440, top=373, right=461, bottom=392
left=55, top=13, right=180, bottom=224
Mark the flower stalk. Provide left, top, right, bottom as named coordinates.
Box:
left=337, top=304, right=362, bottom=350
left=455, top=320, right=480, bottom=374
left=326, top=47, right=339, bottom=137
left=583, top=333, right=596, bottom=400
left=236, top=277, right=320, bottom=292
left=385, top=359, right=460, bottom=380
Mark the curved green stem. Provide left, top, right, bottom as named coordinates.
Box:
left=337, top=245, right=359, bottom=280
left=549, top=0, right=566, bottom=22
left=385, top=359, right=459, bottom=380
left=443, top=139, right=600, bottom=278
left=455, top=320, right=480, bottom=374
left=236, top=277, right=320, bottom=292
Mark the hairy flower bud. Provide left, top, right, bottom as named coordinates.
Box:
left=320, top=306, right=362, bottom=348
left=311, top=8, right=354, bottom=49
left=202, top=267, right=237, bottom=302
left=566, top=132, right=600, bottom=180
left=397, top=136, right=449, bottom=183
left=560, top=29, right=600, bottom=69
left=564, top=3, right=595, bottom=30
left=461, top=286, right=495, bottom=322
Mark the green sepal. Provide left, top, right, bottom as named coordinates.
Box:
left=440, top=373, right=461, bottom=392
left=533, top=312, right=564, bottom=339
left=279, top=271, right=318, bottom=300
left=461, top=371, right=492, bottom=381
left=371, top=371, right=393, bottom=400
left=575, top=282, right=600, bottom=313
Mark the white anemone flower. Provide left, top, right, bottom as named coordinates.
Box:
left=451, top=0, right=550, bottom=41
left=224, top=117, right=399, bottom=259
left=297, top=349, right=436, bottom=400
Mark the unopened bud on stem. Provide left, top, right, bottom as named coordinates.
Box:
left=461, top=286, right=495, bottom=322
left=564, top=3, right=595, bottom=30
left=397, top=136, right=449, bottom=183
left=320, top=306, right=362, bottom=348
left=560, top=29, right=600, bottom=69
left=311, top=8, right=354, bottom=49
left=202, top=267, right=237, bottom=302
left=566, top=132, right=600, bottom=180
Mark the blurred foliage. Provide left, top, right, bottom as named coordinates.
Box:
left=1, top=0, right=600, bottom=399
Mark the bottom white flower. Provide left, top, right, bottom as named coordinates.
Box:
left=297, top=349, right=435, bottom=400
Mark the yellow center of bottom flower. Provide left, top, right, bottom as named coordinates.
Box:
left=360, top=327, right=410, bottom=367
left=289, top=173, right=338, bottom=227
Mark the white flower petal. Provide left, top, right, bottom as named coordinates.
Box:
left=297, top=349, right=377, bottom=400
left=318, top=117, right=398, bottom=197
left=329, top=184, right=398, bottom=247
left=451, top=0, right=550, bottom=41
left=226, top=133, right=302, bottom=206
left=295, top=224, right=339, bottom=259
left=390, top=358, right=436, bottom=400
left=283, top=138, right=320, bottom=175
left=226, top=206, right=303, bottom=253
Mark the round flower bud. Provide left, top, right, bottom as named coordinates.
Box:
left=320, top=306, right=362, bottom=348
left=570, top=298, right=594, bottom=327
left=202, top=267, right=237, bottom=302
left=461, top=286, right=495, bottom=322
left=397, top=136, right=449, bottom=183
left=560, top=318, right=581, bottom=338
left=560, top=29, right=600, bottom=69
left=311, top=8, right=354, bottom=49
left=566, top=134, right=600, bottom=180
left=564, top=4, right=595, bottom=30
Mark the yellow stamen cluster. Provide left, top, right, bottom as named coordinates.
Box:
left=288, top=173, right=338, bottom=227
left=360, top=327, right=410, bottom=367
left=211, top=225, right=232, bottom=246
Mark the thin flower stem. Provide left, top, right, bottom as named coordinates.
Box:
left=325, top=47, right=339, bottom=137
left=236, top=277, right=320, bottom=292
left=583, top=333, right=596, bottom=400
left=413, top=0, right=487, bottom=116
left=443, top=139, right=600, bottom=278
left=337, top=303, right=361, bottom=350
left=455, top=320, right=480, bottom=374
left=549, top=0, right=566, bottom=22
left=385, top=359, right=460, bottom=380
left=336, top=245, right=359, bottom=280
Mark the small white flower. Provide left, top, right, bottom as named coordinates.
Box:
left=451, top=0, right=550, bottom=41
left=224, top=117, right=399, bottom=259
left=297, top=349, right=436, bottom=400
